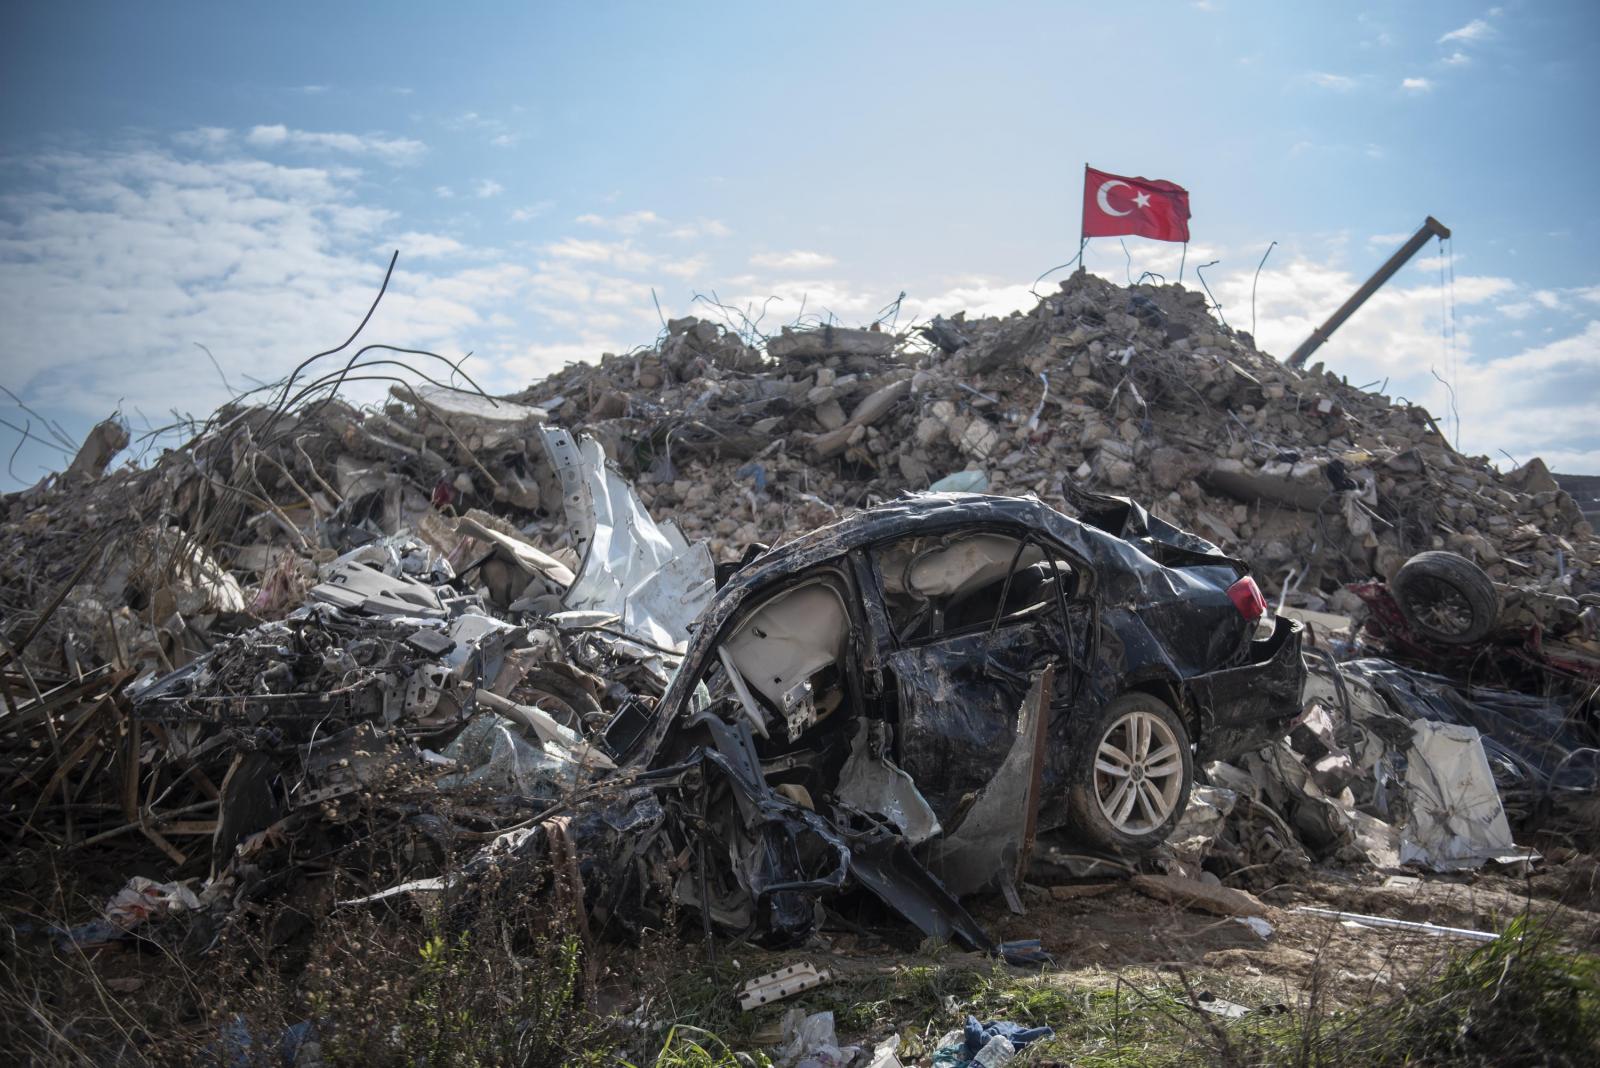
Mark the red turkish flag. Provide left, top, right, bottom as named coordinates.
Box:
left=1082, top=166, right=1191, bottom=242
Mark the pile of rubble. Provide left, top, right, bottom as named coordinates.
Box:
left=3, top=269, right=1597, bottom=970
left=7, top=270, right=1597, bottom=687
left=512, top=274, right=1598, bottom=666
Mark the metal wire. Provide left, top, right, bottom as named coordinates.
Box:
left=1251, top=241, right=1277, bottom=338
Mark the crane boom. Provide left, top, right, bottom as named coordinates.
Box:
left=1285, top=216, right=1451, bottom=369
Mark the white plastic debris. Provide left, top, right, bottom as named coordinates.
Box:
left=775, top=1009, right=859, bottom=1068
left=973, top=1033, right=1016, bottom=1066
left=739, top=962, right=833, bottom=1011
left=105, top=877, right=201, bottom=931
left=1296, top=906, right=1498, bottom=942
left=1233, top=915, right=1275, bottom=940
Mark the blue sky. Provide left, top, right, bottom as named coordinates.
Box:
left=3, top=1, right=1598, bottom=487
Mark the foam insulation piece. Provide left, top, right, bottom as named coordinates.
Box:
left=723, top=581, right=847, bottom=708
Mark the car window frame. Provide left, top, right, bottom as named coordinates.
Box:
left=865, top=524, right=1092, bottom=652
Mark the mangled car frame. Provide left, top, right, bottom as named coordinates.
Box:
left=589, top=490, right=1306, bottom=949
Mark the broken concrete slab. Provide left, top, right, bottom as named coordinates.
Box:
left=767, top=324, right=896, bottom=359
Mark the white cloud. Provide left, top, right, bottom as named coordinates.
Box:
left=667, top=218, right=732, bottom=240
left=510, top=201, right=554, bottom=222
left=1306, top=72, right=1358, bottom=91
left=1440, top=17, right=1494, bottom=44
left=544, top=237, right=655, bottom=272
left=1442, top=51, right=1472, bottom=66
left=749, top=250, right=838, bottom=271
left=660, top=255, right=708, bottom=280
left=575, top=210, right=660, bottom=234
left=175, top=127, right=232, bottom=149
left=243, top=124, right=426, bottom=164
left=0, top=147, right=536, bottom=462
left=1498, top=289, right=1565, bottom=320
left=388, top=231, right=466, bottom=258
left=472, top=179, right=504, bottom=198
left=449, top=111, right=521, bottom=147
left=294, top=85, right=329, bottom=95
left=1401, top=77, right=1433, bottom=93
left=435, top=185, right=455, bottom=199
left=1453, top=322, right=1600, bottom=471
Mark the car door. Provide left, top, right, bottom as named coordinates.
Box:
left=864, top=530, right=1079, bottom=825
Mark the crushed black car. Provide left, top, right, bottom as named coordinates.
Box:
left=594, top=490, right=1306, bottom=948
left=91, top=467, right=1308, bottom=959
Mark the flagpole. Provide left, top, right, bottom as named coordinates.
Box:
left=1179, top=242, right=1187, bottom=286
left=1077, top=163, right=1089, bottom=275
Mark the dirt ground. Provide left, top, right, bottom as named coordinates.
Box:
left=582, top=849, right=1600, bottom=1059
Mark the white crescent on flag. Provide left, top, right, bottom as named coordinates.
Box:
left=1096, top=180, right=1132, bottom=217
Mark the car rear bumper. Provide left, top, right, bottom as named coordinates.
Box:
left=1188, top=615, right=1307, bottom=761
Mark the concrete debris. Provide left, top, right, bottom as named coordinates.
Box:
left=64, top=416, right=131, bottom=483
left=3, top=270, right=1596, bottom=1010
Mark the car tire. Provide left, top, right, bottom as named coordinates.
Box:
left=1391, top=550, right=1498, bottom=646
left=1066, top=692, right=1193, bottom=854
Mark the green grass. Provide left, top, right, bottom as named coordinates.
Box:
left=6, top=879, right=1595, bottom=1068
left=626, top=918, right=1600, bottom=1068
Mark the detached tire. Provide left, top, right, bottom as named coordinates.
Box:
left=1067, top=692, right=1193, bottom=855
left=1391, top=551, right=1498, bottom=645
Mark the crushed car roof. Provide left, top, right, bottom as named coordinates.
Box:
left=716, top=490, right=1244, bottom=606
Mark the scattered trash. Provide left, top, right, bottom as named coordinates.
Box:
left=775, top=1009, right=859, bottom=1068
left=931, top=1016, right=1055, bottom=1067
left=1234, top=916, right=1276, bottom=940
left=1194, top=991, right=1289, bottom=1018
left=104, top=877, right=201, bottom=931
left=1401, top=720, right=1529, bottom=870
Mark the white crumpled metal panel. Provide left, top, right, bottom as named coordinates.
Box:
left=537, top=426, right=714, bottom=650
left=1400, top=720, right=1529, bottom=870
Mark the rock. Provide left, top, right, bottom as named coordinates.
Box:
left=814, top=398, right=847, bottom=431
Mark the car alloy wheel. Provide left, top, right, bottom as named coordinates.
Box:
left=1093, top=709, right=1184, bottom=834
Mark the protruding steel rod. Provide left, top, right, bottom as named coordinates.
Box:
left=1286, top=216, right=1452, bottom=369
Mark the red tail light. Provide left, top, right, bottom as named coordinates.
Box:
left=1227, top=576, right=1266, bottom=621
